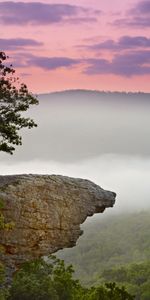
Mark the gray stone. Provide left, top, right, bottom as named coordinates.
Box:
left=0, top=174, right=116, bottom=271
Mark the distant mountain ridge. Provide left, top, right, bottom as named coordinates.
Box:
left=39, top=89, right=150, bottom=99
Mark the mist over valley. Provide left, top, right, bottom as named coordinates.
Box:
left=1, top=90, right=150, bottom=214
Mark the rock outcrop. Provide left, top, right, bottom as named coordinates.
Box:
left=0, top=174, right=116, bottom=271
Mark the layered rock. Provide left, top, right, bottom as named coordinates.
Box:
left=0, top=174, right=116, bottom=270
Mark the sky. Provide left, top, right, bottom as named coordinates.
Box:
left=0, top=0, right=150, bottom=93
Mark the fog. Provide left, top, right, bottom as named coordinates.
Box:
left=0, top=91, right=150, bottom=214
left=1, top=154, right=150, bottom=214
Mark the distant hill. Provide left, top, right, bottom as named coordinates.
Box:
left=57, top=211, right=150, bottom=286
left=39, top=89, right=150, bottom=104
left=39, top=89, right=150, bottom=96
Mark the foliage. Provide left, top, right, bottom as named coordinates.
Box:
left=8, top=256, right=82, bottom=300
left=100, top=261, right=150, bottom=300
left=85, top=283, right=134, bottom=300
left=57, top=211, right=150, bottom=286
left=2, top=211, right=149, bottom=299
left=7, top=256, right=134, bottom=300
left=0, top=51, right=38, bottom=154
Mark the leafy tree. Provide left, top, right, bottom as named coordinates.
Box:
left=0, top=51, right=38, bottom=154
left=58, top=211, right=150, bottom=286
left=0, top=51, right=38, bottom=298
left=85, top=283, right=134, bottom=300
left=8, top=256, right=134, bottom=300
left=100, top=261, right=150, bottom=300
left=8, top=256, right=83, bottom=300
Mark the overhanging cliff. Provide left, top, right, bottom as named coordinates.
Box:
left=0, top=174, right=116, bottom=270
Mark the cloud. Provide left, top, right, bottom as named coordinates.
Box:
left=28, top=56, right=80, bottom=70
left=113, top=17, right=150, bottom=28
left=0, top=38, right=42, bottom=51
left=20, top=73, right=31, bottom=77
left=0, top=2, right=100, bottom=25
left=63, top=17, right=97, bottom=24
left=85, top=50, right=150, bottom=76
left=131, top=0, right=150, bottom=14
left=1, top=155, right=150, bottom=213
left=82, top=36, right=150, bottom=51
left=11, top=53, right=81, bottom=70
left=113, top=0, right=150, bottom=28
left=10, top=49, right=150, bottom=77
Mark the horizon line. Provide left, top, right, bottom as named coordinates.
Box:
left=37, top=88, right=150, bottom=96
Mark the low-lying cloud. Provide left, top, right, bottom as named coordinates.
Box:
left=1, top=91, right=150, bottom=163
left=1, top=155, right=150, bottom=213
left=1, top=92, right=150, bottom=213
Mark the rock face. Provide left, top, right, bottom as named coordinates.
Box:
left=0, top=174, right=116, bottom=270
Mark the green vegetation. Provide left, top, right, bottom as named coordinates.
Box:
left=99, top=261, right=150, bottom=300
left=57, top=211, right=150, bottom=299
left=7, top=256, right=134, bottom=300
left=0, top=49, right=37, bottom=296
left=57, top=211, right=150, bottom=286
left=0, top=51, right=38, bottom=154
left=1, top=211, right=150, bottom=299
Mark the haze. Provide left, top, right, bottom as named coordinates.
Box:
left=0, top=91, right=150, bottom=214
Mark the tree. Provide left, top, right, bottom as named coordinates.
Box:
left=85, top=283, right=134, bottom=300
left=8, top=256, right=134, bottom=300
left=0, top=51, right=38, bottom=154
left=8, top=256, right=84, bottom=300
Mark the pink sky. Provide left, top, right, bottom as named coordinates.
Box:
left=0, top=0, right=150, bottom=92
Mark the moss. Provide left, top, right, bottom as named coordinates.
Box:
left=0, top=199, right=15, bottom=231
left=0, top=199, right=4, bottom=209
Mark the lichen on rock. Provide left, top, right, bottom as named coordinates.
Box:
left=0, top=174, right=116, bottom=271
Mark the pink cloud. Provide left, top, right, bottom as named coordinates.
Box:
left=0, top=1, right=101, bottom=25
left=10, top=50, right=150, bottom=77
left=0, top=38, right=42, bottom=51
left=0, top=0, right=149, bottom=92
left=85, top=50, right=150, bottom=77
left=113, top=0, right=150, bottom=28
left=80, top=36, right=150, bottom=51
